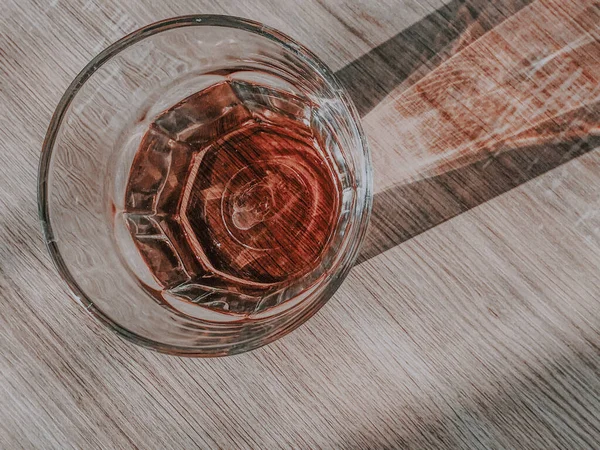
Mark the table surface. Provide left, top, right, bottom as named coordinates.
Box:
left=2, top=0, right=600, bottom=448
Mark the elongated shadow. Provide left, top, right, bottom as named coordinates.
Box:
left=333, top=0, right=599, bottom=264
left=357, top=135, right=600, bottom=264
left=335, top=0, right=536, bottom=116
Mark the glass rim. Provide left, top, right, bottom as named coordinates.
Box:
left=38, top=14, right=372, bottom=357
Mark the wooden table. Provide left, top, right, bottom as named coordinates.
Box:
left=2, top=0, right=600, bottom=447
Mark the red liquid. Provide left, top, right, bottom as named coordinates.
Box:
left=123, top=80, right=341, bottom=315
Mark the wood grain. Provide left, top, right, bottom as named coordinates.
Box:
left=1, top=0, right=600, bottom=448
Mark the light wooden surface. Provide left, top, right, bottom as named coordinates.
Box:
left=2, top=0, right=600, bottom=448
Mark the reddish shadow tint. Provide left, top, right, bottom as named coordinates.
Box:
left=332, top=0, right=600, bottom=263
left=336, top=0, right=536, bottom=116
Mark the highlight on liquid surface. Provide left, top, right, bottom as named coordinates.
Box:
left=118, top=80, right=342, bottom=318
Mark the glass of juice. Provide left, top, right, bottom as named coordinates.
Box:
left=39, top=15, right=372, bottom=356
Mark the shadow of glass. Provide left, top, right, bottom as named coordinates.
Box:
left=357, top=134, right=600, bottom=264
left=335, top=0, right=536, bottom=116
left=332, top=0, right=599, bottom=264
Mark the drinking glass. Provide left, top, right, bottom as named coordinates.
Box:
left=39, top=15, right=372, bottom=356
